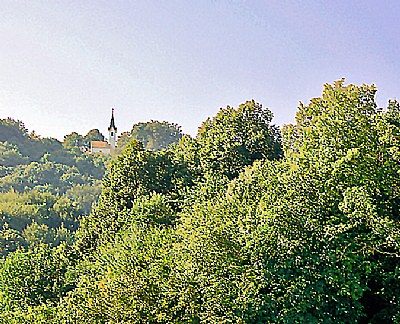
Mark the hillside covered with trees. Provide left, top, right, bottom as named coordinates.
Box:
left=0, top=81, right=399, bottom=323
left=0, top=121, right=109, bottom=257
left=0, top=119, right=183, bottom=258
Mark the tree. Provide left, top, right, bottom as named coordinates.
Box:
left=40, top=137, right=63, bottom=154
left=114, top=131, right=133, bottom=153
left=22, top=84, right=398, bottom=322
left=118, top=121, right=183, bottom=152
left=59, top=222, right=178, bottom=323
left=0, top=244, right=75, bottom=322
left=0, top=142, right=28, bottom=166
left=65, top=182, right=102, bottom=216
left=0, top=188, right=82, bottom=256
left=0, top=119, right=109, bottom=258
left=160, top=82, right=400, bottom=322
left=0, top=118, right=60, bottom=161
left=76, top=139, right=188, bottom=253
left=0, top=118, right=30, bottom=155
left=196, top=100, right=282, bottom=179
left=83, top=129, right=105, bottom=147
left=63, top=132, right=83, bottom=149
left=273, top=81, right=400, bottom=322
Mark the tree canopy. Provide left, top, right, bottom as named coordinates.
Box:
left=117, top=120, right=183, bottom=152
left=0, top=120, right=109, bottom=258
left=66, top=84, right=400, bottom=323
left=1, top=83, right=400, bottom=323
left=63, top=129, right=106, bottom=149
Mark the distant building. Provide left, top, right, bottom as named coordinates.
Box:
left=108, top=107, right=117, bottom=152
left=91, top=140, right=111, bottom=154
left=90, top=108, right=118, bottom=154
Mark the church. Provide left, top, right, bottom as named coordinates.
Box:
left=90, top=108, right=117, bottom=154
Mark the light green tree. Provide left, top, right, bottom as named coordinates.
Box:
left=196, top=100, right=282, bottom=179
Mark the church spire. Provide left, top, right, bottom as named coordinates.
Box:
left=108, top=108, right=117, bottom=132
left=108, top=108, right=117, bottom=151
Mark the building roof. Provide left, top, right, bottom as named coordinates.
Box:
left=108, top=108, right=117, bottom=131
left=91, top=141, right=110, bottom=148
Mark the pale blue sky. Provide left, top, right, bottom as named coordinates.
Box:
left=1, top=0, right=399, bottom=140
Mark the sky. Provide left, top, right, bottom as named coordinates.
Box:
left=0, top=0, right=400, bottom=140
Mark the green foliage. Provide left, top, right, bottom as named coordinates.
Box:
left=62, top=132, right=83, bottom=149
left=0, top=161, right=83, bottom=194
left=132, top=120, right=183, bottom=151
left=0, top=122, right=107, bottom=257
left=0, top=122, right=104, bottom=252
left=115, top=130, right=132, bottom=151
left=0, top=142, right=28, bottom=166
left=65, top=83, right=400, bottom=323
left=118, top=120, right=183, bottom=152
left=0, top=120, right=107, bottom=178
left=2, top=83, right=400, bottom=323
left=65, top=182, right=102, bottom=216
left=60, top=224, right=178, bottom=323
left=0, top=224, right=25, bottom=256
left=70, top=100, right=285, bottom=322
left=0, top=118, right=108, bottom=321
left=0, top=189, right=82, bottom=256
left=0, top=118, right=31, bottom=158
left=271, top=80, right=400, bottom=322
left=62, top=128, right=106, bottom=150
left=84, top=129, right=105, bottom=145
left=76, top=139, right=191, bottom=253
left=196, top=100, right=282, bottom=179
left=0, top=244, right=74, bottom=322
left=0, top=118, right=61, bottom=162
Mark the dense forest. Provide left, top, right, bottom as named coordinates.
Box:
left=0, top=81, right=399, bottom=323
left=0, top=119, right=183, bottom=257
left=0, top=121, right=108, bottom=256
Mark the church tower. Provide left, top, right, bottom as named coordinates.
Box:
left=108, top=108, right=117, bottom=151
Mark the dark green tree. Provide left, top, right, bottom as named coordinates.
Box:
left=0, top=118, right=61, bottom=161
left=117, top=121, right=183, bottom=152
left=0, top=142, right=28, bottom=166
left=0, top=118, right=30, bottom=155
left=0, top=244, right=75, bottom=322
left=63, top=132, right=83, bottom=149
left=83, top=129, right=105, bottom=147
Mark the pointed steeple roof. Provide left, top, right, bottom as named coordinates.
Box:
left=108, top=108, right=117, bottom=131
